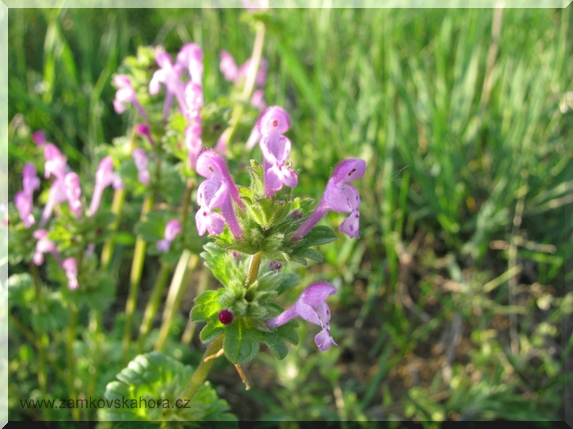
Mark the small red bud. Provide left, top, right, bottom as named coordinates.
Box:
left=218, top=309, right=234, bottom=325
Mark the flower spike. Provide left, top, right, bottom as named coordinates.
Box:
left=267, top=281, right=338, bottom=352
left=113, top=74, right=148, bottom=120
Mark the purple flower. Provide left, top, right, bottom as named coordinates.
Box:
left=22, top=163, right=40, bottom=196
left=157, top=219, right=181, bottom=252
left=113, top=74, right=148, bottom=121
left=184, top=82, right=203, bottom=121
left=185, top=123, right=202, bottom=170
left=195, top=150, right=244, bottom=239
left=294, top=158, right=366, bottom=240
left=132, top=148, right=150, bottom=186
left=219, top=51, right=239, bottom=82
left=176, top=43, right=203, bottom=85
left=15, top=191, right=35, bottom=228
left=64, top=172, right=82, bottom=218
left=43, top=144, right=68, bottom=180
left=149, top=50, right=187, bottom=120
left=88, top=156, right=121, bottom=217
left=32, top=229, right=62, bottom=266
left=32, top=130, right=47, bottom=147
left=62, top=258, right=79, bottom=290
left=40, top=178, right=67, bottom=227
left=267, top=281, right=338, bottom=352
left=256, top=106, right=298, bottom=197
left=250, top=89, right=266, bottom=111
left=136, top=123, right=155, bottom=146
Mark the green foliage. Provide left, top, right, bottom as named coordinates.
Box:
left=104, top=352, right=236, bottom=421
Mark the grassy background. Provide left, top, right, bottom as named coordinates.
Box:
left=8, top=7, right=573, bottom=422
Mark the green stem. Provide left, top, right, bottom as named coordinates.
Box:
left=67, top=303, right=80, bottom=420
left=181, top=266, right=210, bottom=345
left=122, top=157, right=162, bottom=364
left=100, top=127, right=138, bottom=271
left=180, top=178, right=195, bottom=238
left=137, top=262, right=172, bottom=353
left=154, top=250, right=198, bottom=351
left=179, top=335, right=224, bottom=401
left=246, top=252, right=263, bottom=286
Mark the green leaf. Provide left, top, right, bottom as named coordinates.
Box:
left=223, top=318, right=261, bottom=365
left=199, top=322, right=224, bottom=343
left=8, top=273, right=34, bottom=309
left=191, top=290, right=223, bottom=323
left=296, top=225, right=338, bottom=247
left=104, top=351, right=236, bottom=421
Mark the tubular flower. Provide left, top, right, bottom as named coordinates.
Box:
left=257, top=106, right=298, bottom=197
left=266, top=281, right=338, bottom=352
left=195, top=150, right=244, bottom=239
left=149, top=50, right=187, bottom=120
left=132, top=148, right=150, bottom=186
left=40, top=178, right=67, bottom=227
left=157, top=220, right=182, bottom=252
left=22, top=163, right=40, bottom=196
left=88, top=156, right=122, bottom=217
left=176, top=43, right=204, bottom=85
left=184, top=81, right=203, bottom=121
left=294, top=158, right=366, bottom=240
left=250, top=89, right=266, bottom=111
left=15, top=191, right=35, bottom=228
left=43, top=144, right=68, bottom=180
left=64, top=172, right=82, bottom=218
left=113, top=74, right=148, bottom=120
left=185, top=123, right=202, bottom=170
left=62, top=258, right=79, bottom=291
left=32, top=229, right=62, bottom=266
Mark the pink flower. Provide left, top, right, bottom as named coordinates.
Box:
left=294, top=158, right=366, bottom=239
left=195, top=150, right=244, bottom=239
left=63, top=258, right=79, bottom=290
left=32, top=130, right=47, bottom=147
left=136, top=123, right=155, bottom=146
left=219, top=51, right=239, bottom=82
left=157, top=220, right=182, bottom=252
left=267, top=281, right=338, bottom=352
left=149, top=50, right=187, bottom=120
left=113, top=74, right=148, bottom=120
left=39, top=178, right=67, bottom=227
left=64, top=172, right=82, bottom=218
left=176, top=43, right=203, bottom=85
left=185, top=123, right=202, bottom=170
left=15, top=191, right=35, bottom=228
left=43, top=144, right=68, bottom=180
left=22, top=163, right=40, bottom=197
left=32, top=229, right=62, bottom=266
left=88, top=156, right=122, bottom=217
left=184, top=82, right=203, bottom=121
left=132, top=148, right=150, bottom=186
left=250, top=89, right=266, bottom=111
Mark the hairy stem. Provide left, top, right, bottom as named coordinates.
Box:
left=179, top=335, right=225, bottom=401
left=246, top=252, right=263, bottom=286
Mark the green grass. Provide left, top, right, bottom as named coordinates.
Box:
left=8, top=6, right=573, bottom=422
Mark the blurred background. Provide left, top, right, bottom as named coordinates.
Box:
left=8, top=7, right=573, bottom=423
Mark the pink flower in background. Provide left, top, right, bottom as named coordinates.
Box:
left=40, top=178, right=67, bottom=227
left=176, top=43, right=204, bottom=85
left=32, top=229, right=62, bottom=266
left=88, top=156, right=122, bottom=217
left=185, top=123, right=202, bottom=170
left=267, top=281, right=338, bottom=352
left=22, top=163, right=40, bottom=196
left=184, top=82, right=203, bottom=121
left=32, top=130, right=47, bottom=147
left=43, top=144, right=68, bottom=180
left=15, top=191, right=35, bottom=228
left=157, top=220, right=182, bottom=252
left=149, top=50, right=187, bottom=120
left=250, top=89, right=266, bottom=111
left=294, top=158, right=366, bottom=240
left=219, top=51, right=239, bottom=82
left=132, top=148, right=150, bottom=186
left=64, top=172, right=82, bottom=218
left=63, top=258, right=79, bottom=290
left=113, top=74, right=148, bottom=120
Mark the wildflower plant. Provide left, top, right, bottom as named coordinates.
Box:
left=8, top=7, right=365, bottom=423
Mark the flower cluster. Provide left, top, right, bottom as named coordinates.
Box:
left=192, top=105, right=366, bottom=352
left=219, top=50, right=268, bottom=111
